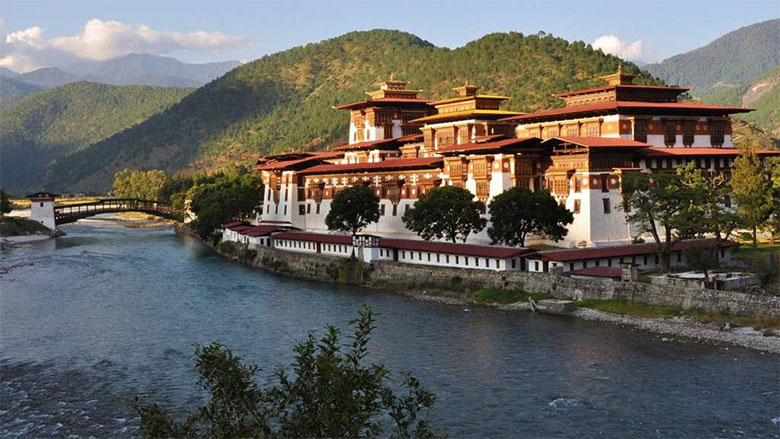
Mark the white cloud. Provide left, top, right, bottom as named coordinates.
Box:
left=0, top=19, right=246, bottom=72
left=592, top=35, right=644, bottom=61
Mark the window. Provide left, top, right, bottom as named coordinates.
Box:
left=511, top=259, right=516, bottom=269
left=495, top=259, right=500, bottom=269
left=566, top=124, right=579, bottom=137
left=299, top=205, right=305, bottom=215
left=595, top=259, right=600, bottom=266
left=601, top=174, right=609, bottom=193
left=586, top=124, right=599, bottom=137
left=710, top=120, right=724, bottom=147
left=427, top=253, right=431, bottom=262
left=401, top=251, right=405, bottom=259
left=574, top=177, right=581, bottom=192
left=683, top=121, right=694, bottom=146
left=664, top=120, right=676, bottom=146
left=283, top=206, right=287, bottom=216
left=446, top=255, right=450, bottom=263
left=307, top=204, right=311, bottom=214
left=535, top=261, right=540, bottom=271
left=405, top=204, right=410, bottom=214
left=607, top=259, right=612, bottom=267
left=602, top=198, right=611, bottom=214
left=570, top=263, right=575, bottom=271
left=633, top=119, right=647, bottom=143
left=464, top=257, right=468, bottom=266
left=392, top=204, right=397, bottom=216
left=643, top=256, right=648, bottom=265
left=380, top=204, right=385, bottom=216
left=573, top=199, right=581, bottom=214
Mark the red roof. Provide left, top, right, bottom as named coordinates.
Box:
left=256, top=152, right=343, bottom=171
left=379, top=238, right=535, bottom=259
left=554, top=84, right=689, bottom=98
left=222, top=220, right=243, bottom=228
left=568, top=266, right=623, bottom=278
left=643, top=147, right=780, bottom=157
left=330, top=134, right=422, bottom=152
left=334, top=97, right=430, bottom=110
left=301, top=157, right=443, bottom=175
left=436, top=137, right=540, bottom=154
left=538, top=239, right=738, bottom=262
left=502, top=101, right=751, bottom=122
left=243, top=225, right=288, bottom=237
left=544, top=136, right=650, bottom=148
left=272, top=232, right=353, bottom=245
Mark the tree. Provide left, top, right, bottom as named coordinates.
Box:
left=324, top=186, right=380, bottom=236
left=0, top=189, right=11, bottom=215
left=112, top=168, right=172, bottom=200
left=403, top=186, right=486, bottom=243
left=487, top=187, right=573, bottom=247
left=621, top=165, right=698, bottom=272
left=766, top=158, right=780, bottom=244
left=134, top=307, right=443, bottom=439
left=731, top=150, right=771, bottom=247
left=682, top=243, right=720, bottom=278
left=189, top=170, right=264, bottom=239
left=677, top=164, right=741, bottom=252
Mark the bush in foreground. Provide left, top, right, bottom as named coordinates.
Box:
left=134, top=307, right=444, bottom=439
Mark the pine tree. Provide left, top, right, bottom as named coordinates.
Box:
left=731, top=150, right=770, bottom=246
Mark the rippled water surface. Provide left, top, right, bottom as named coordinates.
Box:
left=1, top=223, right=779, bottom=438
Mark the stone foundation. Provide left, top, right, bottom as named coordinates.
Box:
left=214, top=241, right=780, bottom=319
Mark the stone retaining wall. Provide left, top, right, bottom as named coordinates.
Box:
left=214, top=241, right=780, bottom=319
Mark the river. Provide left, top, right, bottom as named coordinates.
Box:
left=1, top=222, right=779, bottom=438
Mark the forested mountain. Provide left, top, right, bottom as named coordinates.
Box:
left=0, top=77, right=43, bottom=109
left=1, top=82, right=193, bottom=191
left=39, top=30, right=658, bottom=192
left=704, top=66, right=780, bottom=136
left=17, top=67, right=83, bottom=88
left=643, top=19, right=780, bottom=98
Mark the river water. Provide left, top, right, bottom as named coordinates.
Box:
left=1, top=222, right=778, bottom=438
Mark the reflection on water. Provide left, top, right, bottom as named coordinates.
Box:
left=1, top=224, right=779, bottom=438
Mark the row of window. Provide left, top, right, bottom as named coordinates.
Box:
left=645, top=157, right=733, bottom=170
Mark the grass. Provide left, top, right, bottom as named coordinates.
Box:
left=733, top=242, right=780, bottom=255
left=578, top=298, right=780, bottom=330
left=474, top=287, right=551, bottom=304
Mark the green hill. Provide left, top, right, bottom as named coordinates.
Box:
left=705, top=66, right=780, bottom=136
left=0, top=77, right=43, bottom=109
left=643, top=19, right=780, bottom=98
left=1, top=82, right=193, bottom=191
left=41, top=30, right=659, bottom=192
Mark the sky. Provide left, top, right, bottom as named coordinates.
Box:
left=0, top=0, right=777, bottom=72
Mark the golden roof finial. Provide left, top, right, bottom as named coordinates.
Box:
left=617, top=62, right=623, bottom=74
left=390, top=72, right=395, bottom=81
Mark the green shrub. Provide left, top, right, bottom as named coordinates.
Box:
left=218, top=241, right=237, bottom=256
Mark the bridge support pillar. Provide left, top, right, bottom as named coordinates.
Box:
left=26, top=192, right=58, bottom=230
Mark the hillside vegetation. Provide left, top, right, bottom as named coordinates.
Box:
left=41, top=30, right=658, bottom=192
left=643, top=18, right=779, bottom=98
left=0, top=77, right=43, bottom=109
left=705, top=67, right=780, bottom=136
left=0, top=82, right=193, bottom=191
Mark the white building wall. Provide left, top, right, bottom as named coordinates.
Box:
left=30, top=199, right=56, bottom=230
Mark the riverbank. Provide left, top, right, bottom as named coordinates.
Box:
left=0, top=216, right=60, bottom=249
left=197, top=230, right=780, bottom=353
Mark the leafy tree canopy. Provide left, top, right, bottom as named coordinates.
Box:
left=325, top=185, right=380, bottom=236
left=487, top=187, right=573, bottom=247
left=403, top=186, right=486, bottom=243
left=731, top=150, right=771, bottom=246
left=134, top=307, right=444, bottom=439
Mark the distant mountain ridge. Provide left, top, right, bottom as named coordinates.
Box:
left=0, top=54, right=241, bottom=89
left=704, top=66, right=780, bottom=136
left=643, top=19, right=780, bottom=97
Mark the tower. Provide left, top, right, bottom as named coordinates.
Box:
left=27, top=192, right=58, bottom=230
